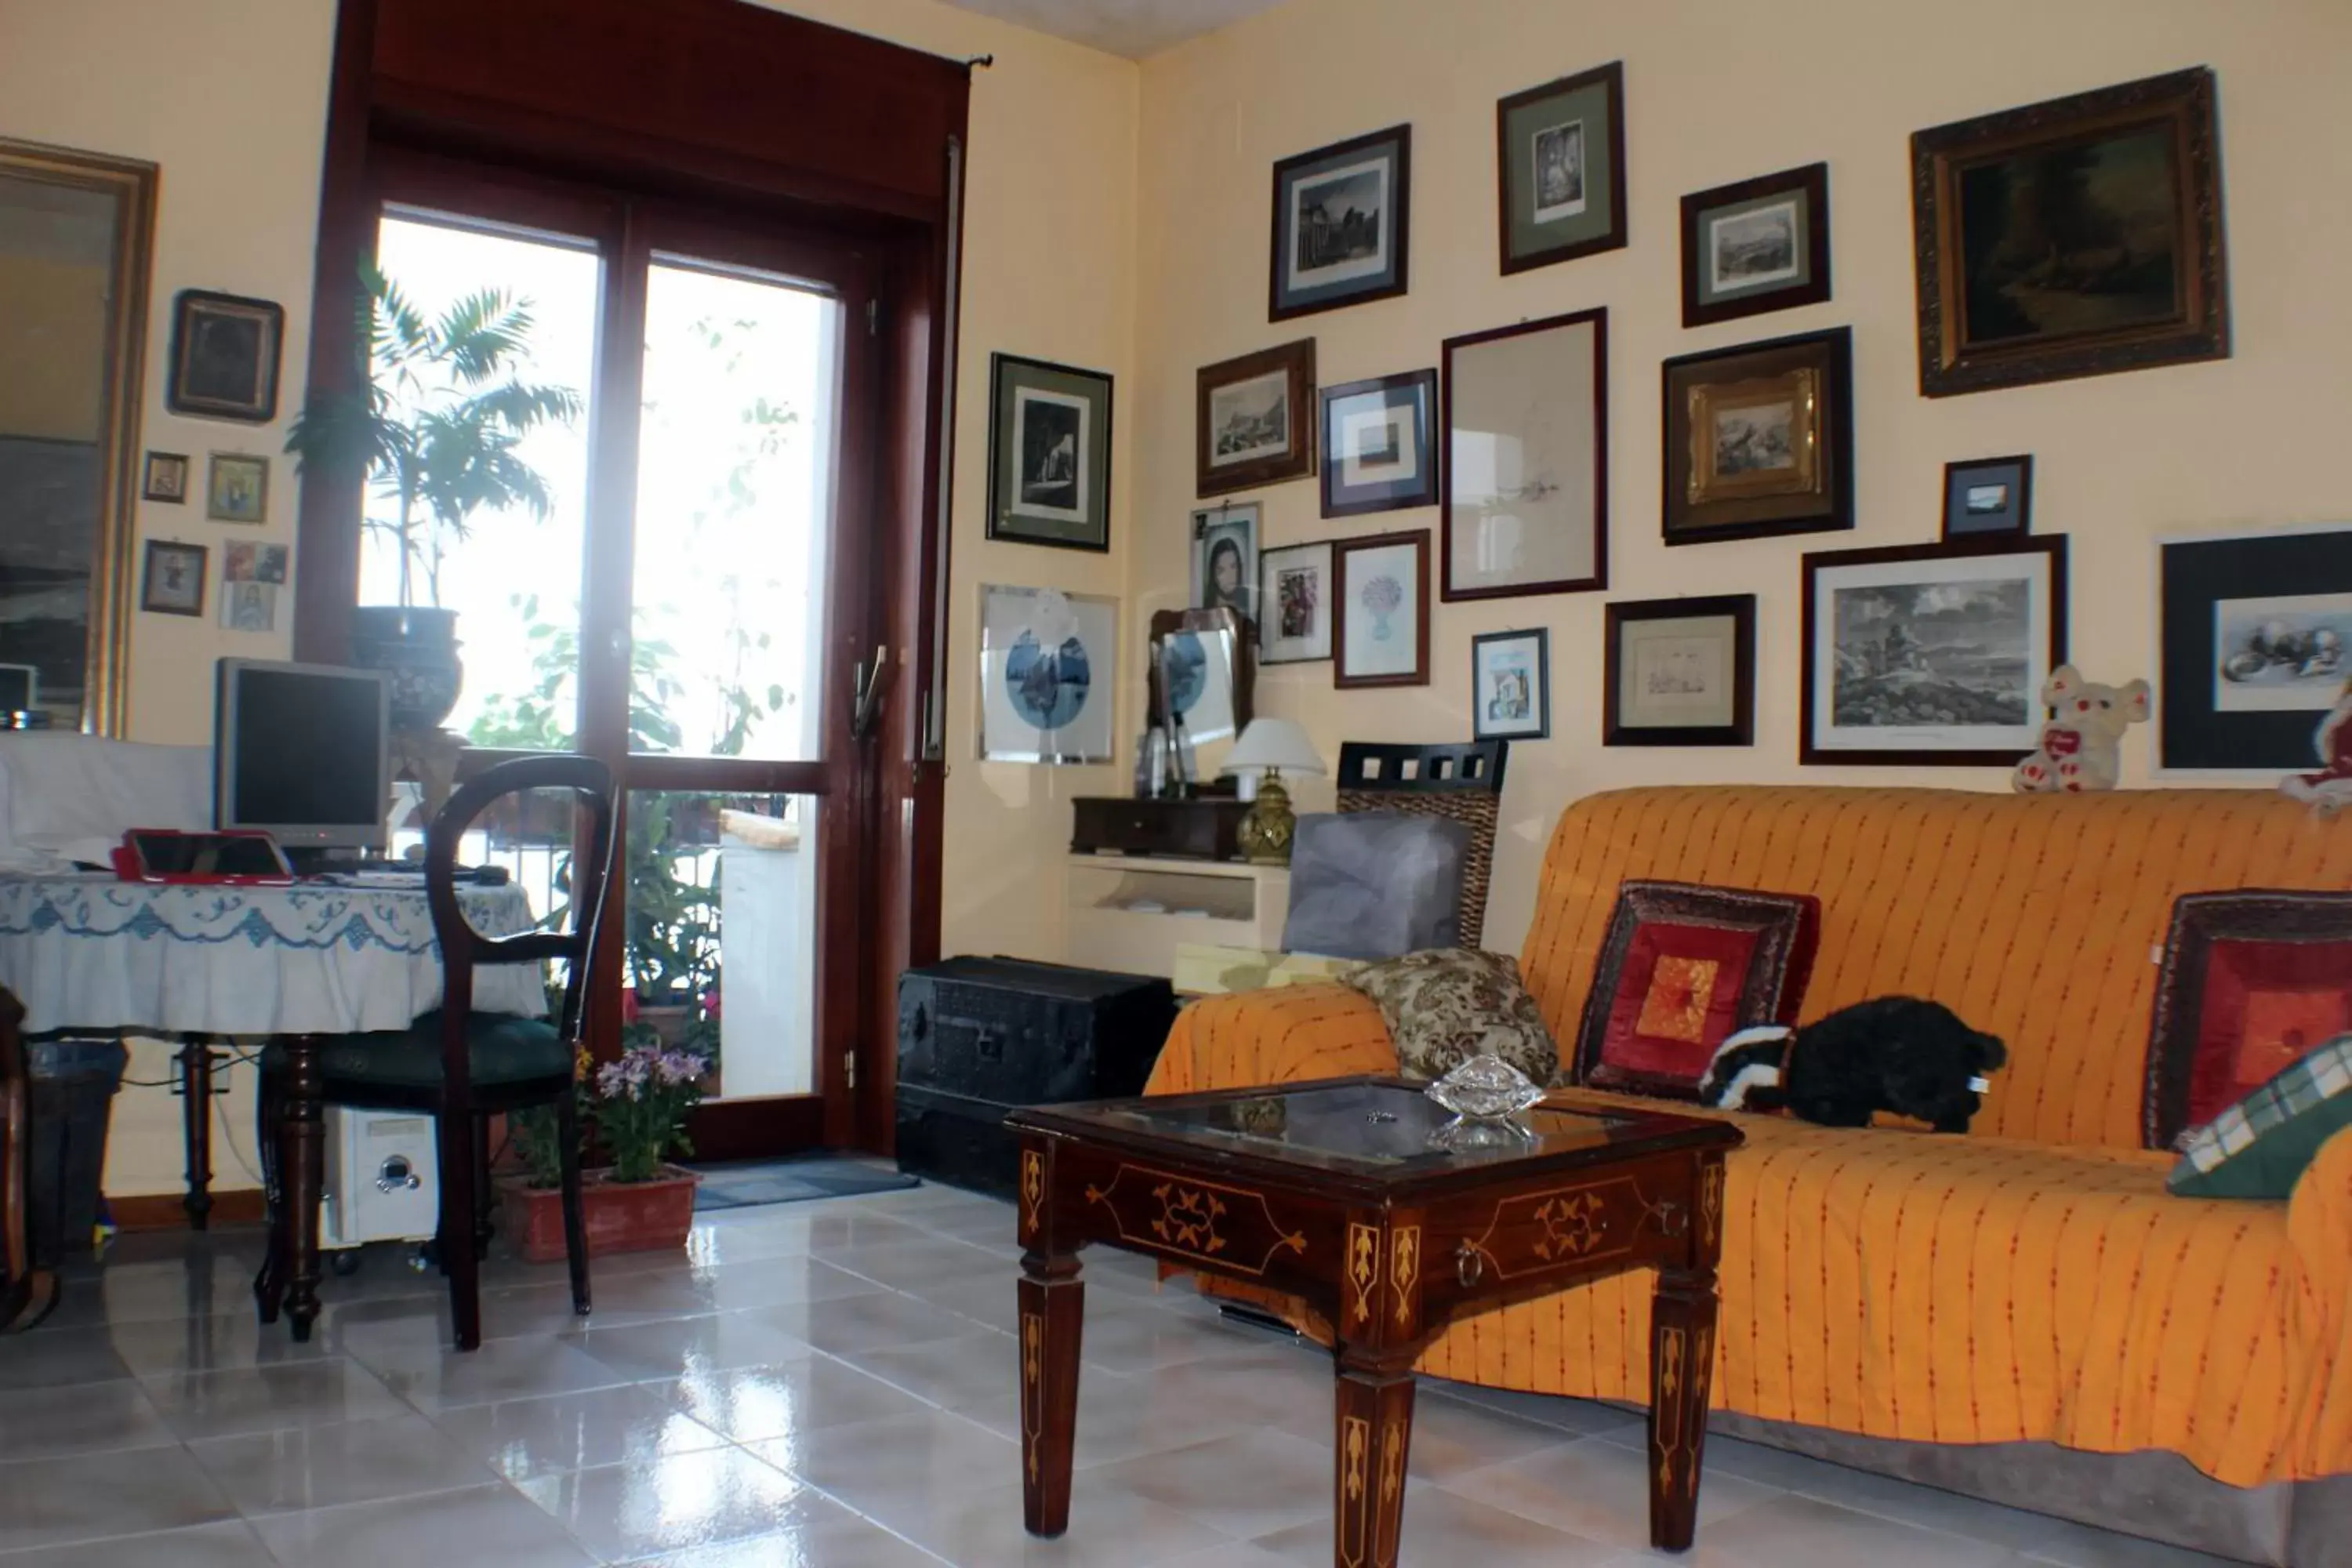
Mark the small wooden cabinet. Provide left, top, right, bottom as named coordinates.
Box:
left=1064, top=855, right=1289, bottom=982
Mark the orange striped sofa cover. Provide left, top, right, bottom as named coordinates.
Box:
left=1143, top=786, right=2352, bottom=1487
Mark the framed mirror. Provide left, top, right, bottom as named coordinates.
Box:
left=0, top=138, right=157, bottom=733
left=1148, top=606, right=1255, bottom=753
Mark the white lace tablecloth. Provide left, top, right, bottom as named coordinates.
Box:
left=0, top=875, right=547, bottom=1036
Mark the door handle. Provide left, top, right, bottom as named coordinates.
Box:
left=850, top=645, right=891, bottom=740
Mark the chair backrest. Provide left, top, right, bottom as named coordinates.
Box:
left=1334, top=740, right=1509, bottom=949
left=424, top=754, right=619, bottom=1059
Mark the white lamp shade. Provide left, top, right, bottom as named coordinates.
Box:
left=1221, top=718, right=1325, bottom=776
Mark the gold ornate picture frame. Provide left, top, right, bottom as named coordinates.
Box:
left=1661, top=326, right=1850, bottom=548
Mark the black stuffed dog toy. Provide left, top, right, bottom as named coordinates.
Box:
left=1697, top=996, right=2007, bottom=1133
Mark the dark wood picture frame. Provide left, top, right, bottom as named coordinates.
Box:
left=1800, top=534, right=2071, bottom=768
left=984, top=352, right=1113, bottom=553
left=166, top=289, right=284, bottom=423
left=1319, top=368, right=1437, bottom=519
left=2158, top=524, right=2352, bottom=773
left=1912, top=67, right=2229, bottom=397
left=1257, top=539, right=1334, bottom=666
left=1332, top=529, right=1431, bottom=689
left=1497, top=61, right=1628, bottom=275
left=1603, top=594, right=1756, bottom=747
left=1196, top=339, right=1316, bottom=497
left=1940, top=454, right=2034, bottom=539
left=1471, top=626, right=1550, bottom=742
left=1661, top=325, right=1852, bottom=548
left=1443, top=308, right=1608, bottom=600
left=139, top=539, right=207, bottom=617
left=1269, top=124, right=1412, bottom=321
left=141, top=451, right=189, bottom=503
left=1679, top=162, right=1831, bottom=328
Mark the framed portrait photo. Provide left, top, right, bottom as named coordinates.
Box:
left=1197, top=339, right=1316, bottom=496
left=1497, top=62, right=1628, bottom=275
left=1258, top=540, right=1333, bottom=665
left=1320, top=370, right=1436, bottom=518
left=1472, top=628, right=1550, bottom=742
left=139, top=539, right=206, bottom=616
left=1604, top=594, right=1757, bottom=747
left=1662, top=325, right=1852, bottom=547
left=978, top=583, right=1117, bottom=765
left=1333, top=530, right=1430, bottom=689
left=1942, top=454, right=2033, bottom=539
left=1680, top=162, right=1831, bottom=328
left=1270, top=124, right=1410, bottom=321
left=1802, top=535, right=2068, bottom=766
left=985, top=353, right=1112, bottom=551
left=1443, top=308, right=1607, bottom=601
left=142, top=451, right=188, bottom=503
left=167, top=290, right=283, bottom=423
left=2158, top=524, right=2352, bottom=775
left=1190, top=501, right=1259, bottom=626
left=205, top=453, right=269, bottom=524
left=1912, top=67, right=2228, bottom=397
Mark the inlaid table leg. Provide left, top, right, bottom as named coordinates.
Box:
left=1648, top=1265, right=1720, bottom=1552
left=179, top=1037, right=217, bottom=1232
left=276, top=1035, right=327, bottom=1342
left=1334, top=1349, right=1415, bottom=1568
left=1018, top=1248, right=1083, bottom=1538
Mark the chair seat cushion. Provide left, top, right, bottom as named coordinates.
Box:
left=266, top=1011, right=570, bottom=1092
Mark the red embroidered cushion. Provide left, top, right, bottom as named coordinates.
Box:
left=1570, top=880, right=1820, bottom=1099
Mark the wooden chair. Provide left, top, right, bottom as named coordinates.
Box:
left=0, top=987, right=60, bottom=1334
left=255, top=754, right=618, bottom=1351
left=1334, top=740, right=1510, bottom=949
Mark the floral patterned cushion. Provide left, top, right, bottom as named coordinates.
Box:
left=1342, top=948, right=1560, bottom=1086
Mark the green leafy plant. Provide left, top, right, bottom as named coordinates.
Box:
left=592, top=1041, right=704, bottom=1184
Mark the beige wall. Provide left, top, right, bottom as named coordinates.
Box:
left=1128, top=0, right=2352, bottom=958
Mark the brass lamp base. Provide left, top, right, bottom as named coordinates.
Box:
left=1237, top=771, right=1297, bottom=864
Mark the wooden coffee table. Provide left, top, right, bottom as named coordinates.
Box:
left=1006, top=1075, right=1740, bottom=1564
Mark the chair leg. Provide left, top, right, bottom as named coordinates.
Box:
left=435, top=1109, right=482, bottom=1352
left=556, top=1091, right=590, bottom=1317
left=252, top=1065, right=286, bottom=1324
left=278, top=1040, right=327, bottom=1344
left=472, top=1113, right=494, bottom=1261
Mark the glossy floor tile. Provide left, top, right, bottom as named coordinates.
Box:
left=0, top=1180, right=2259, bottom=1566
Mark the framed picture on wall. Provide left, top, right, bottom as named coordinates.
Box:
left=1443, top=308, right=1607, bottom=600
left=1472, top=627, right=1549, bottom=741
left=1190, top=501, right=1260, bottom=624
left=205, top=453, right=269, bottom=524
left=1269, top=124, right=1411, bottom=321
left=167, top=290, right=284, bottom=423
left=1661, top=325, right=1852, bottom=547
left=142, top=452, right=188, bottom=503
left=1941, top=455, right=2033, bottom=539
left=1911, top=67, right=2228, bottom=397
left=1603, top=594, right=1756, bottom=747
left=1258, top=540, right=1333, bottom=665
left=1680, top=162, right=1831, bottom=328
left=1196, top=339, right=1316, bottom=496
left=1496, top=61, right=1628, bottom=274
left=2158, top=524, right=2352, bottom=774
left=1334, top=530, right=1429, bottom=689
left=977, top=584, right=1117, bottom=764
left=1801, top=535, right=2068, bottom=766
left=139, top=540, right=206, bottom=616
left=985, top=353, right=1112, bottom=551
left=1319, top=370, right=1436, bottom=517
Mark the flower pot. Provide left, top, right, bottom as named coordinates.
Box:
left=495, top=1164, right=699, bottom=1263
left=350, top=604, right=464, bottom=731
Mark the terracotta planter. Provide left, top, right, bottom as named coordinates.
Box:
left=496, top=1165, right=699, bottom=1263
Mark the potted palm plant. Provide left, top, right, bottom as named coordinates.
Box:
left=285, top=266, right=580, bottom=731
left=500, top=1040, right=704, bottom=1261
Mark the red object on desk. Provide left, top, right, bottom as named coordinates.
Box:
left=111, top=829, right=296, bottom=885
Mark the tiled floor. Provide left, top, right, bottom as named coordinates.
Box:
left=0, top=1180, right=2245, bottom=1566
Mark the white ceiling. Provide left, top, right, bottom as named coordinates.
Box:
left=934, top=0, right=1290, bottom=58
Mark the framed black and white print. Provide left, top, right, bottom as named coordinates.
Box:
left=1258, top=540, right=1333, bottom=665
left=167, top=290, right=283, bottom=422
left=1443, top=309, right=1608, bottom=600
left=1197, top=339, right=1316, bottom=496
left=1604, top=595, right=1756, bottom=747
left=1270, top=124, right=1410, bottom=321
left=986, top=354, right=1112, bottom=551
left=978, top=583, right=1117, bottom=764
left=1319, top=370, right=1436, bottom=518
left=139, top=539, right=206, bottom=616
left=1942, top=455, right=2033, bottom=539
left=1472, top=628, right=1549, bottom=741
left=1191, top=501, right=1259, bottom=625
left=2159, top=524, right=2352, bottom=774
left=1497, top=62, right=1627, bottom=275
left=1680, top=162, right=1831, bottom=328
left=1802, top=535, right=2068, bottom=766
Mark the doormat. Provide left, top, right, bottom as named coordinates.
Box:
left=687, top=1154, right=920, bottom=1212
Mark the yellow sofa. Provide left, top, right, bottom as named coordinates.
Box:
left=1145, top=786, right=2352, bottom=1529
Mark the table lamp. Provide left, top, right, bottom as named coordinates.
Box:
left=1221, top=718, right=1325, bottom=864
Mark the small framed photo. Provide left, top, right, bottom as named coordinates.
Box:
left=1497, top=62, right=1628, bottom=275
left=139, top=540, right=206, bottom=616
left=1680, top=162, right=1831, bottom=328
left=1604, top=594, right=1757, bottom=747
left=978, top=584, right=1117, bottom=764
left=1662, top=325, right=1853, bottom=547
left=985, top=353, right=1112, bottom=552
left=168, top=290, right=285, bottom=422
left=1444, top=309, right=1608, bottom=600
left=1198, top=339, right=1316, bottom=496
left=1802, top=535, right=2069, bottom=766
left=219, top=579, right=278, bottom=633
left=224, top=541, right=290, bottom=584
left=1191, top=501, right=1260, bottom=623
left=1270, top=124, right=1410, bottom=321
left=1333, top=530, right=1430, bottom=689
left=1472, top=628, right=1549, bottom=741
left=1942, top=455, right=2033, bottom=539
left=142, top=451, right=189, bottom=503
left=1258, top=540, right=1334, bottom=665
left=206, top=453, right=270, bottom=524
left=1319, top=370, right=1436, bottom=518
left=2159, top=524, right=2352, bottom=774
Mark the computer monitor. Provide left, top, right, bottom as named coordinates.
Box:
left=214, top=659, right=392, bottom=855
